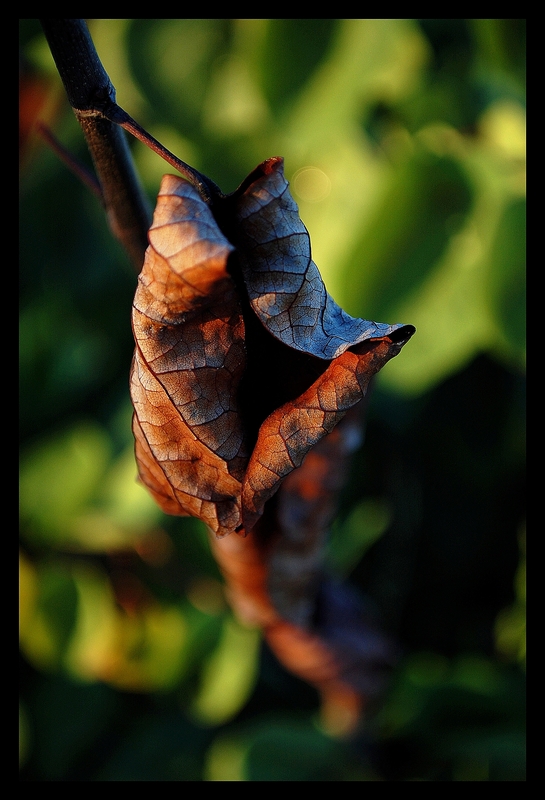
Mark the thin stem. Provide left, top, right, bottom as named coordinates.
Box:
left=36, top=121, right=104, bottom=202
left=97, top=103, right=224, bottom=205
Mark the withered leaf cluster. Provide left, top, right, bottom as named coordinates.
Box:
left=131, top=157, right=414, bottom=537
left=130, top=156, right=415, bottom=725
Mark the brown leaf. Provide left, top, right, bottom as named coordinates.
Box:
left=131, top=163, right=414, bottom=537
left=231, top=157, right=405, bottom=359
left=130, top=157, right=415, bottom=727
left=130, top=175, right=248, bottom=537
left=241, top=334, right=413, bottom=532
left=211, top=408, right=397, bottom=734
left=210, top=409, right=364, bottom=630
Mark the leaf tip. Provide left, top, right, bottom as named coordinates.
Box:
left=389, top=324, right=416, bottom=345
left=261, top=155, right=284, bottom=174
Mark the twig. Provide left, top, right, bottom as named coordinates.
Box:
left=99, top=103, right=223, bottom=205
left=39, top=19, right=151, bottom=272
left=36, top=121, right=104, bottom=202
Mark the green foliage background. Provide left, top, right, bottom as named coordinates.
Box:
left=20, top=19, right=525, bottom=781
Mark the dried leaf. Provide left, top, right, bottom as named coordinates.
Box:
left=211, top=409, right=397, bottom=733
left=232, top=157, right=405, bottom=359
left=210, top=409, right=363, bottom=630
left=130, top=156, right=415, bottom=726
left=130, top=175, right=248, bottom=537
left=131, top=162, right=414, bottom=538
left=241, top=334, right=413, bottom=532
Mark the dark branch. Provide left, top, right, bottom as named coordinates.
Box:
left=39, top=19, right=151, bottom=271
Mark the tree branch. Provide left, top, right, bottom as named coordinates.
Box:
left=39, top=18, right=151, bottom=271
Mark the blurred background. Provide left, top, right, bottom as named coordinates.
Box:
left=19, top=19, right=525, bottom=781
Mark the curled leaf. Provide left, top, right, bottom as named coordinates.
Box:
left=211, top=409, right=397, bottom=734
left=241, top=333, right=413, bottom=532
left=130, top=156, right=415, bottom=727
left=131, top=161, right=414, bottom=538
left=131, top=175, right=248, bottom=537
left=232, top=157, right=404, bottom=359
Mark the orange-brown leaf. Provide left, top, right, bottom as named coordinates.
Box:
left=131, top=161, right=414, bottom=540
left=241, top=334, right=413, bottom=532
left=130, top=175, right=248, bottom=537
left=211, top=410, right=396, bottom=733
left=130, top=158, right=415, bottom=726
